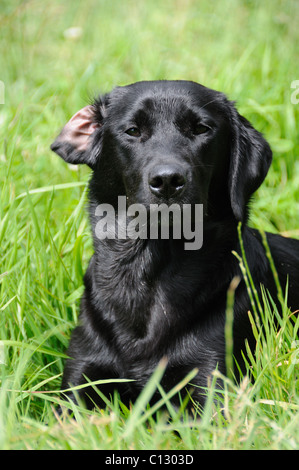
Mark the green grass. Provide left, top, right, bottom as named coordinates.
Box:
left=0, top=0, right=299, bottom=450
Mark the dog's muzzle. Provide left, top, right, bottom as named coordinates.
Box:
left=148, top=164, right=187, bottom=200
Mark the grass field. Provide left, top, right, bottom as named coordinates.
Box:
left=0, top=0, right=298, bottom=450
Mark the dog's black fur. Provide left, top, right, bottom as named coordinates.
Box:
left=51, top=80, right=299, bottom=410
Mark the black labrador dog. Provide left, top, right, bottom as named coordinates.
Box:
left=51, top=80, right=299, bottom=410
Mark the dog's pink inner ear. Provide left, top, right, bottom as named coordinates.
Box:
left=59, top=105, right=99, bottom=152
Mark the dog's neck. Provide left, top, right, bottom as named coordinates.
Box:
left=86, top=215, right=240, bottom=342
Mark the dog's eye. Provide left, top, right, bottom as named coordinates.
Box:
left=192, top=123, right=209, bottom=136
left=126, top=127, right=141, bottom=137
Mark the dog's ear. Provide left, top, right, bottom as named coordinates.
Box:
left=228, top=104, right=272, bottom=221
left=51, top=102, right=105, bottom=168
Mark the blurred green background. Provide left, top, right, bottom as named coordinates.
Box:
left=0, top=0, right=298, bottom=232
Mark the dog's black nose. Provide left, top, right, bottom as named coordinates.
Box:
left=148, top=165, right=187, bottom=199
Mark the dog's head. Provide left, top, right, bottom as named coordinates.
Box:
left=51, top=80, right=272, bottom=222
